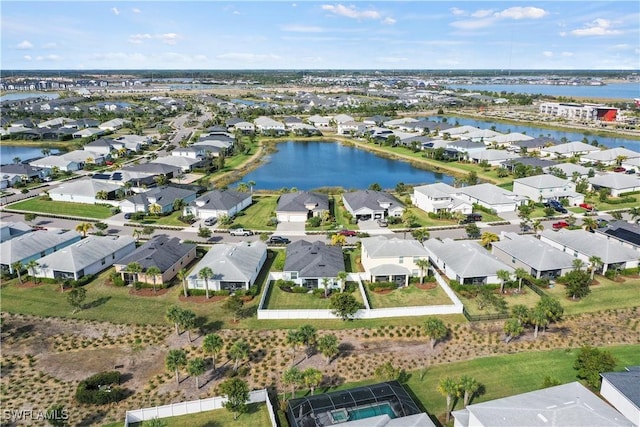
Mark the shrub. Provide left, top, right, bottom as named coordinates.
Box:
left=110, top=272, right=125, bottom=287
left=292, top=286, right=309, bottom=294
left=306, top=216, right=322, bottom=227
left=312, top=288, right=326, bottom=298
left=75, top=371, right=126, bottom=404
left=276, top=279, right=296, bottom=290
left=179, top=214, right=196, bottom=224
left=368, top=281, right=398, bottom=292
left=385, top=216, right=401, bottom=225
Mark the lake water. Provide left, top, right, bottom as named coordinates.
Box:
left=428, top=116, right=640, bottom=152
left=0, top=92, right=60, bottom=102
left=0, top=146, right=60, bottom=166
left=446, top=83, right=639, bottom=100
left=240, top=141, right=454, bottom=190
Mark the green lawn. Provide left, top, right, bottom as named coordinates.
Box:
left=365, top=283, right=454, bottom=309
left=585, top=194, right=640, bottom=211
left=543, top=275, right=640, bottom=315
left=473, top=210, right=504, bottom=223
left=112, top=403, right=270, bottom=427
left=229, top=195, right=278, bottom=230
left=388, top=206, right=457, bottom=229
left=457, top=287, right=543, bottom=316
left=344, top=248, right=363, bottom=273
left=263, top=283, right=365, bottom=309
left=331, top=195, right=358, bottom=230
left=134, top=211, right=187, bottom=226
left=8, top=198, right=114, bottom=219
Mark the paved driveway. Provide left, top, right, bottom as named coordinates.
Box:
left=276, top=221, right=306, bottom=236
left=357, top=219, right=393, bottom=235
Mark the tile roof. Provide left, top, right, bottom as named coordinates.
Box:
left=284, top=240, right=345, bottom=278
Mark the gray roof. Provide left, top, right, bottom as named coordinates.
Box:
left=0, top=230, right=81, bottom=265
left=457, top=183, right=524, bottom=205
left=0, top=222, right=33, bottom=243
left=189, top=241, right=267, bottom=283
left=124, top=186, right=196, bottom=209
left=540, top=229, right=640, bottom=265
left=597, top=220, right=640, bottom=248
left=114, top=236, right=195, bottom=273
left=470, top=149, right=519, bottom=162
left=492, top=232, right=575, bottom=271
left=284, top=240, right=345, bottom=278
left=413, top=182, right=458, bottom=199
left=543, top=140, right=599, bottom=155
left=601, top=367, right=640, bottom=410
left=121, top=163, right=181, bottom=175
left=512, top=137, right=559, bottom=149
left=276, top=191, right=328, bottom=213
left=150, top=156, right=201, bottom=168
left=452, top=382, right=633, bottom=427
left=589, top=173, right=640, bottom=190
left=362, top=236, right=429, bottom=258
left=543, top=162, right=591, bottom=176
left=0, top=163, right=41, bottom=177
left=191, top=190, right=250, bottom=211
left=514, top=174, right=573, bottom=189
left=343, top=191, right=403, bottom=212
left=84, top=138, right=114, bottom=148
left=424, top=238, right=512, bottom=278
left=503, top=157, right=557, bottom=169
left=50, top=178, right=120, bottom=197
left=446, top=139, right=485, bottom=150
left=36, top=235, right=135, bottom=273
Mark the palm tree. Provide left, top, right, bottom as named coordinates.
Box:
left=198, top=267, right=213, bottom=299
left=13, top=157, right=21, bottom=164
left=166, top=349, right=187, bottom=385
left=177, top=268, right=189, bottom=297
left=11, top=261, right=23, bottom=284
left=247, top=180, right=256, bottom=193
left=202, top=333, right=224, bottom=371
left=283, top=367, right=303, bottom=399
left=336, top=271, right=348, bottom=293
left=154, top=175, right=168, bottom=186
left=459, top=375, right=480, bottom=407
left=532, top=219, right=544, bottom=236
left=95, top=190, right=109, bottom=200
left=514, top=267, right=528, bottom=293
left=25, top=260, right=39, bottom=283
left=188, top=358, right=206, bottom=389
left=166, top=305, right=183, bottom=336
left=416, top=258, right=430, bottom=284
left=126, top=262, right=142, bottom=284
left=287, top=329, right=303, bottom=366
left=145, top=265, right=162, bottom=294
left=41, top=147, right=51, bottom=157
left=132, top=228, right=142, bottom=242
left=316, top=334, right=339, bottom=365
left=437, top=377, right=459, bottom=423
left=149, top=202, right=162, bottom=216
left=236, top=182, right=249, bottom=193
left=582, top=217, right=598, bottom=232
left=480, top=231, right=499, bottom=249
left=424, top=317, right=448, bottom=350
left=75, top=222, right=94, bottom=237
left=531, top=305, right=548, bottom=339
left=629, top=207, right=640, bottom=222
left=179, top=309, right=196, bottom=342
left=321, top=277, right=330, bottom=298
left=572, top=258, right=585, bottom=271
left=588, top=256, right=603, bottom=281
left=303, top=368, right=323, bottom=395
left=228, top=340, right=250, bottom=372
left=496, top=269, right=512, bottom=294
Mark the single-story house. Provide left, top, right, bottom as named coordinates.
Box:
left=99, top=118, right=131, bottom=131
left=469, top=149, right=520, bottom=166
left=276, top=191, right=329, bottom=223
left=595, top=220, right=640, bottom=251
left=172, top=146, right=206, bottom=159
left=361, top=236, right=430, bottom=287
left=485, top=132, right=533, bottom=147
left=113, top=236, right=197, bottom=285
left=0, top=230, right=82, bottom=274
left=72, top=128, right=106, bottom=139
left=539, top=141, right=601, bottom=159
left=542, top=162, right=592, bottom=179
left=446, top=140, right=486, bottom=155
left=49, top=178, right=121, bottom=205
left=464, top=128, right=501, bottom=143
left=581, top=147, right=640, bottom=166
left=282, top=240, right=346, bottom=289
left=442, top=125, right=478, bottom=138
left=254, top=116, right=286, bottom=134
left=30, top=155, right=81, bottom=172
left=589, top=174, right=640, bottom=197
left=600, top=367, right=640, bottom=426
left=501, top=157, right=557, bottom=172
left=540, top=229, right=639, bottom=274
left=306, top=115, right=331, bottom=128
left=187, top=241, right=267, bottom=292
left=509, top=137, right=559, bottom=153
left=332, top=114, right=354, bottom=124
left=337, top=120, right=366, bottom=135
left=491, top=232, right=575, bottom=280
left=342, top=190, right=404, bottom=221
left=61, top=149, right=107, bottom=166
left=120, top=185, right=197, bottom=214
left=0, top=222, right=32, bottom=243
left=455, top=183, right=526, bottom=213
left=83, top=138, right=114, bottom=156
left=34, top=235, right=136, bottom=280
left=513, top=174, right=584, bottom=205
left=412, top=183, right=473, bottom=215
left=0, top=163, right=48, bottom=183
left=452, top=382, right=633, bottom=427
left=112, top=134, right=151, bottom=152
left=150, top=155, right=204, bottom=172
left=183, top=190, right=252, bottom=220
left=424, top=238, right=512, bottom=285
left=229, top=121, right=255, bottom=134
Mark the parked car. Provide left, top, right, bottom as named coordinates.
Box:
left=267, top=236, right=290, bottom=245
left=579, top=203, right=594, bottom=211
left=613, top=167, right=626, bottom=172
left=552, top=221, right=569, bottom=230
left=625, top=169, right=636, bottom=174
left=229, top=228, right=253, bottom=236
left=124, top=213, right=132, bottom=220
left=547, top=200, right=568, bottom=214
left=376, top=219, right=388, bottom=227
left=203, top=217, right=217, bottom=226
left=337, top=229, right=357, bottom=237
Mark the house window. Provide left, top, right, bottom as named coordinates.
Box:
left=413, top=257, right=419, bottom=263
left=511, top=257, right=516, bottom=264
left=290, top=272, right=298, bottom=280
left=101, top=258, right=106, bottom=265
left=399, top=256, right=404, bottom=264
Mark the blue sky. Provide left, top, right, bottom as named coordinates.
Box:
left=2, top=1, right=639, bottom=70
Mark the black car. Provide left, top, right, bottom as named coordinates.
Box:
left=547, top=200, right=568, bottom=214
left=124, top=212, right=132, bottom=220
left=267, top=236, right=290, bottom=245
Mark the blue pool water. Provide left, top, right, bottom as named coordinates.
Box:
left=348, top=402, right=396, bottom=421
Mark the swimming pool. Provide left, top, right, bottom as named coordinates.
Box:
left=348, top=402, right=396, bottom=421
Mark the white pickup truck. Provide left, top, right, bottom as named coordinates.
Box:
left=229, top=228, right=253, bottom=236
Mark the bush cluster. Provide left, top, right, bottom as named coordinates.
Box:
left=368, top=281, right=398, bottom=292
left=75, top=371, right=127, bottom=404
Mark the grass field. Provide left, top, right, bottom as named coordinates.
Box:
left=134, top=211, right=186, bottom=226
left=331, top=195, right=358, bottom=230
left=585, top=194, right=640, bottom=211
left=263, top=283, right=365, bottom=309
left=229, top=195, right=278, bottom=230
left=344, top=248, right=362, bottom=273
left=365, top=284, right=454, bottom=308
left=8, top=198, right=114, bottom=219
left=458, top=287, right=543, bottom=316
left=388, top=206, right=458, bottom=229
left=108, top=403, right=271, bottom=427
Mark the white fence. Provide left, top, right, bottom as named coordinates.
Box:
left=123, top=388, right=276, bottom=426
left=257, top=271, right=463, bottom=320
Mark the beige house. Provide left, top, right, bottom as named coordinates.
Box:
left=360, top=236, right=429, bottom=287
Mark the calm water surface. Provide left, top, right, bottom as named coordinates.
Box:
left=447, top=83, right=639, bottom=99
left=0, top=146, right=60, bottom=165
left=240, top=141, right=454, bottom=190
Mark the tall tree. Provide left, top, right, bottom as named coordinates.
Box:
left=316, top=334, right=339, bottom=365
left=223, top=294, right=244, bottom=323
left=336, top=271, right=348, bottom=293
left=25, top=259, right=39, bottom=283
left=126, top=262, right=142, bottom=284
left=480, top=231, right=499, bottom=248
left=563, top=268, right=592, bottom=300
left=416, top=258, right=430, bottom=284
left=530, top=305, right=548, bottom=339
left=330, top=293, right=360, bottom=321
left=437, top=377, right=459, bottom=423
left=298, top=324, right=317, bottom=360
left=496, top=269, right=512, bottom=294
left=149, top=203, right=162, bottom=216
left=67, top=287, right=87, bottom=314
left=303, top=368, right=323, bottom=395
left=282, top=367, right=303, bottom=399
left=202, top=333, right=223, bottom=371
left=588, top=255, right=603, bottom=281
left=179, top=309, right=197, bottom=342
left=177, top=268, right=189, bottom=298
left=145, top=265, right=162, bottom=294
left=198, top=267, right=213, bottom=299
left=75, top=222, right=94, bottom=238
left=459, top=375, right=480, bottom=407
left=510, top=304, right=530, bottom=325
left=228, top=340, right=250, bottom=372
left=286, top=329, right=304, bottom=366
left=424, top=318, right=448, bottom=350
left=11, top=261, right=23, bottom=284
left=187, top=357, right=206, bottom=389
left=166, top=305, right=183, bottom=336
left=166, top=349, right=187, bottom=385
left=514, top=267, right=528, bottom=293
left=220, top=378, right=249, bottom=420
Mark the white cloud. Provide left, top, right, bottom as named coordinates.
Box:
left=111, top=7, right=120, bottom=16
left=321, top=3, right=394, bottom=24
left=42, top=42, right=58, bottom=49
left=542, top=51, right=553, bottom=58
left=472, top=9, right=494, bottom=18
left=571, top=19, right=622, bottom=36
left=36, top=54, right=62, bottom=61
left=450, top=7, right=465, bottom=16
left=450, top=18, right=494, bottom=30
left=559, top=31, right=567, bottom=37
left=23, top=55, right=32, bottom=61
left=292, top=3, right=297, bottom=7
left=382, top=17, right=396, bottom=25
left=128, top=33, right=181, bottom=45
left=281, top=24, right=325, bottom=33
left=232, top=10, right=240, bottom=15
left=128, top=34, right=152, bottom=44
left=17, top=40, right=33, bottom=50
left=158, top=33, right=179, bottom=45
left=132, top=8, right=141, bottom=13
left=494, top=7, right=547, bottom=20
left=376, top=56, right=408, bottom=63
left=216, top=53, right=281, bottom=62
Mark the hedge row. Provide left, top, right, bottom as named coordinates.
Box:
left=75, top=371, right=127, bottom=405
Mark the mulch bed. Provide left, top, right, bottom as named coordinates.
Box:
left=15, top=281, right=44, bottom=289
left=129, top=288, right=171, bottom=297
left=415, top=282, right=437, bottom=290
left=178, top=295, right=227, bottom=303
left=372, top=289, right=394, bottom=294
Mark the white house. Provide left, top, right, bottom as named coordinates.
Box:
left=539, top=141, right=601, bottom=159
left=600, top=367, right=640, bottom=426
left=49, top=178, right=121, bottom=205
left=99, top=118, right=131, bottom=131
left=342, top=190, right=404, bottom=221
left=581, top=147, right=640, bottom=166
left=30, top=155, right=81, bottom=172
left=276, top=191, right=329, bottom=223
left=254, top=116, right=286, bottom=134
left=469, top=149, right=519, bottom=166
left=589, top=174, right=640, bottom=197
left=360, top=236, right=430, bottom=287
left=412, top=183, right=473, bottom=215
left=513, top=174, right=584, bottom=205
left=184, top=190, right=252, bottom=220
left=455, top=183, right=526, bottom=213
